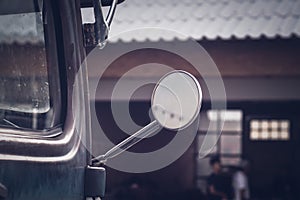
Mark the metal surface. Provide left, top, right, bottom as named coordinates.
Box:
left=0, top=183, right=7, bottom=199
left=84, top=166, right=106, bottom=198
left=93, top=0, right=109, bottom=45
left=0, top=0, right=92, bottom=199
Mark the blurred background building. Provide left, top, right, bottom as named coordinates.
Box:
left=81, top=0, right=300, bottom=199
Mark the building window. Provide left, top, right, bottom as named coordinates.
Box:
left=250, top=119, right=290, bottom=140
left=195, top=109, right=243, bottom=193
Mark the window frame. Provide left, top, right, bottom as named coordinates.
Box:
left=0, top=0, right=89, bottom=162
left=195, top=107, right=243, bottom=193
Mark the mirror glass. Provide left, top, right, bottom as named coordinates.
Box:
left=151, top=70, right=202, bottom=130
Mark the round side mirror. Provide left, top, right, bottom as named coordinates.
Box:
left=152, top=70, right=202, bottom=130
left=93, top=70, right=202, bottom=164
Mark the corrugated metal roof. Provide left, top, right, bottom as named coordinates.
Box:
left=82, top=0, right=300, bottom=42
left=0, top=12, right=44, bottom=44
left=1, top=0, right=299, bottom=44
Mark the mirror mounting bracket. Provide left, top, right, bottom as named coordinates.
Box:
left=83, top=23, right=103, bottom=47
left=83, top=0, right=119, bottom=48
left=84, top=166, right=106, bottom=199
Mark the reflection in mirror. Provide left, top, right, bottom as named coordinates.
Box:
left=152, top=70, right=201, bottom=130
left=92, top=70, right=202, bottom=165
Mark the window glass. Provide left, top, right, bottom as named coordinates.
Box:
left=0, top=0, right=60, bottom=131
left=220, top=135, right=241, bottom=155
left=249, top=119, right=290, bottom=141
left=207, top=110, right=242, bottom=132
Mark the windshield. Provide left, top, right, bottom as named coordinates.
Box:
left=0, top=0, right=61, bottom=131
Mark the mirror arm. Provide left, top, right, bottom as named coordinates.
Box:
left=105, top=0, right=118, bottom=26
left=92, top=120, right=161, bottom=166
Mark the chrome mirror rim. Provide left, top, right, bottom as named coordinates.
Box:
left=151, top=70, right=202, bottom=131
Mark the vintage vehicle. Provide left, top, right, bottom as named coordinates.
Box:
left=0, top=0, right=124, bottom=199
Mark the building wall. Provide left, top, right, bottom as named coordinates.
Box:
left=87, top=38, right=300, bottom=198
left=87, top=38, right=300, bottom=78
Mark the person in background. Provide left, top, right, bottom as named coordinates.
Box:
left=207, top=156, right=228, bottom=200
left=232, top=160, right=250, bottom=200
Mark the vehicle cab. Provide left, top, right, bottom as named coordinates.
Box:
left=0, top=0, right=120, bottom=199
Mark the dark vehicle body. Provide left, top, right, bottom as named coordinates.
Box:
left=0, top=0, right=110, bottom=199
